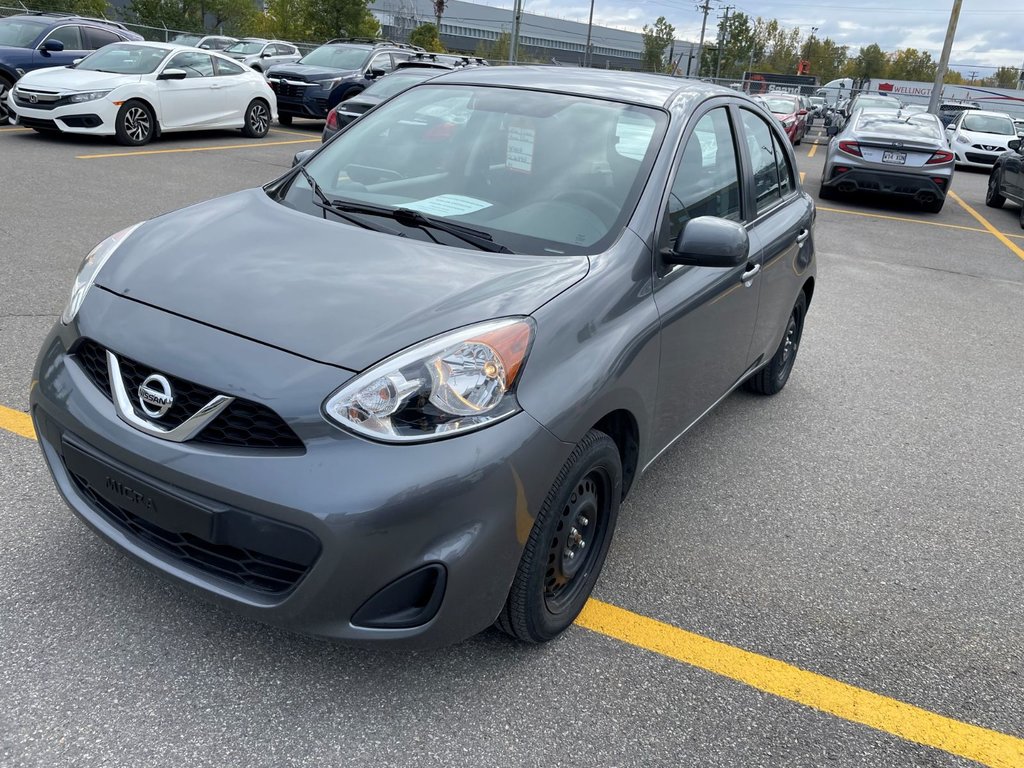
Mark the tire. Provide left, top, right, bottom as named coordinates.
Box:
left=1019, top=203, right=1024, bottom=230
left=744, top=291, right=808, bottom=396
left=818, top=182, right=837, bottom=201
left=277, top=113, right=293, bottom=126
left=497, top=429, right=622, bottom=643
left=115, top=99, right=154, bottom=146
left=985, top=170, right=1006, bottom=208
left=922, top=196, right=945, bottom=214
left=242, top=99, right=271, bottom=138
left=0, top=76, right=13, bottom=126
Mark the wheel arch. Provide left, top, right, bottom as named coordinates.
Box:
left=801, top=276, right=815, bottom=308
left=591, top=409, right=640, bottom=501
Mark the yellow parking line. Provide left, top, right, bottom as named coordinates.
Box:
left=808, top=142, right=818, bottom=158
left=577, top=599, right=1024, bottom=768
left=0, top=126, right=32, bottom=132
left=76, top=137, right=318, bottom=160
left=818, top=205, right=1024, bottom=241
left=0, top=404, right=35, bottom=440
left=799, top=171, right=806, bottom=184
left=949, top=190, right=1024, bottom=261
left=270, top=127, right=323, bottom=138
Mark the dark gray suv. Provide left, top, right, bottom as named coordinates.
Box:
left=32, top=68, right=816, bottom=648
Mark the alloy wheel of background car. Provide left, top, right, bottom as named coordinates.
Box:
left=985, top=172, right=1006, bottom=208
left=744, top=291, right=807, bottom=396
left=243, top=100, right=271, bottom=138
left=497, top=429, right=622, bottom=643
left=115, top=101, right=154, bottom=146
left=0, top=79, right=11, bottom=126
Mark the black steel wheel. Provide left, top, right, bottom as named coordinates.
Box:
left=744, top=291, right=808, bottom=396
left=497, top=429, right=622, bottom=643
left=985, top=171, right=1006, bottom=209
left=115, top=100, right=154, bottom=146
left=242, top=99, right=270, bottom=138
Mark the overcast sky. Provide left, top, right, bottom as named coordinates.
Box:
left=477, top=0, right=1023, bottom=72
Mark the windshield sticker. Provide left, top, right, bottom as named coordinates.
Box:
left=403, top=195, right=493, bottom=217
left=507, top=123, right=535, bottom=173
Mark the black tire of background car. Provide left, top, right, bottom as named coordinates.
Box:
left=1019, top=204, right=1023, bottom=230
left=744, top=291, right=808, bottom=396
left=242, top=99, right=271, bottom=138
left=0, top=76, right=12, bottom=126
left=497, top=429, right=622, bottom=643
left=922, top=197, right=944, bottom=214
left=985, top=171, right=1006, bottom=209
left=818, top=183, right=837, bottom=200
left=277, top=114, right=293, bottom=126
left=115, top=100, right=155, bottom=146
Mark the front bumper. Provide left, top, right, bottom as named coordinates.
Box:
left=31, top=288, right=570, bottom=647
left=10, top=93, right=118, bottom=135
left=953, top=146, right=1003, bottom=168
left=269, top=81, right=332, bottom=118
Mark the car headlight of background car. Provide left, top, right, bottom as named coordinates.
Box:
left=782, top=118, right=795, bottom=128
left=324, top=318, right=534, bottom=442
left=955, top=134, right=971, bottom=144
left=67, top=90, right=111, bottom=104
left=61, top=223, right=144, bottom=325
left=322, top=75, right=356, bottom=90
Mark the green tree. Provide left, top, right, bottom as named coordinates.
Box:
left=30, top=0, right=109, bottom=17
left=804, top=36, right=848, bottom=83
left=988, top=66, right=1020, bottom=89
left=641, top=16, right=675, bottom=73
left=303, top=0, right=378, bottom=41
left=886, top=48, right=936, bottom=81
left=476, top=31, right=509, bottom=62
left=702, top=10, right=755, bottom=79
left=409, top=23, right=443, bottom=53
left=752, top=18, right=800, bottom=73
left=251, top=0, right=312, bottom=41
left=845, top=43, right=888, bottom=80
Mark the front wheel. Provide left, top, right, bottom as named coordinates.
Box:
left=985, top=171, right=1006, bottom=208
left=497, top=429, right=622, bottom=643
left=744, top=291, right=808, bottom=396
left=242, top=99, right=270, bottom=138
left=115, top=100, right=154, bottom=146
left=1019, top=203, right=1024, bottom=230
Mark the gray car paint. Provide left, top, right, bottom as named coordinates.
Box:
left=32, top=69, right=816, bottom=647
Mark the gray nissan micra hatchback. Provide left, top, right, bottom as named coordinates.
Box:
left=32, top=68, right=816, bottom=647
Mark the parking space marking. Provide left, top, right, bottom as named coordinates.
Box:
left=76, top=138, right=319, bottom=160
left=817, top=205, right=1024, bottom=241
left=270, top=127, right=324, bottom=138
left=0, top=404, right=34, bottom=440
left=799, top=171, right=806, bottom=184
left=577, top=599, right=1024, bottom=768
left=949, top=191, right=1024, bottom=261
left=0, top=126, right=32, bottom=132
left=808, top=142, right=818, bottom=159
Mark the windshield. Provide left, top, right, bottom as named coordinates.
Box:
left=226, top=41, right=264, bottom=55
left=284, top=85, right=667, bottom=255
left=856, top=96, right=901, bottom=110
left=762, top=97, right=798, bottom=114
left=961, top=114, right=1015, bottom=135
left=364, top=71, right=436, bottom=99
left=810, top=98, right=824, bottom=106
left=77, top=44, right=171, bottom=74
left=170, top=34, right=202, bottom=46
left=298, top=45, right=369, bottom=69
left=0, top=17, right=47, bottom=47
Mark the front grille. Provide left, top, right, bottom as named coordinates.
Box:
left=270, top=80, right=313, bottom=99
left=964, top=152, right=997, bottom=165
left=66, top=463, right=314, bottom=594
left=73, top=339, right=303, bottom=451
left=14, top=94, right=58, bottom=110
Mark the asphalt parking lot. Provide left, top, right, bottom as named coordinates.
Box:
left=1, top=117, right=1022, bottom=768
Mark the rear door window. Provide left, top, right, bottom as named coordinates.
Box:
left=83, top=26, right=120, bottom=50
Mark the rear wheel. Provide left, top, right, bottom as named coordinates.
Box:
left=922, top=196, right=945, bottom=214
left=1019, top=203, right=1024, bottom=230
left=497, top=429, right=622, bottom=643
left=985, top=171, right=1006, bottom=208
left=241, top=99, right=270, bottom=138
left=277, top=114, right=293, bottom=126
left=744, top=292, right=807, bottom=396
left=115, top=100, right=154, bottom=146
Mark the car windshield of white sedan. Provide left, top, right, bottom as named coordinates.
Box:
left=287, top=85, right=666, bottom=255
left=0, top=17, right=47, bottom=47
left=961, top=114, right=1015, bottom=135
left=298, top=45, right=369, bottom=69
left=226, top=41, right=264, bottom=55
left=77, top=44, right=171, bottom=74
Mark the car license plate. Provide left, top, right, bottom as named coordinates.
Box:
left=882, top=150, right=907, bottom=165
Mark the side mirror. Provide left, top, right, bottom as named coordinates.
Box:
left=40, top=39, right=64, bottom=53
left=662, top=216, right=749, bottom=268
left=261, top=52, right=271, bottom=58
left=1009, top=139, right=1021, bottom=151
left=157, top=68, right=188, bottom=81
left=826, top=124, right=839, bottom=136
left=368, top=67, right=386, bottom=78
left=798, top=109, right=808, bottom=116
left=292, top=149, right=315, bottom=167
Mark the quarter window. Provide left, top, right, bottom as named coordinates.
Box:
left=83, top=26, right=120, bottom=50
left=215, top=57, right=245, bottom=76
left=44, top=25, right=83, bottom=50
left=664, top=107, right=742, bottom=246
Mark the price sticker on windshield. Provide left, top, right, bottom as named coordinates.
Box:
left=507, top=122, right=535, bottom=173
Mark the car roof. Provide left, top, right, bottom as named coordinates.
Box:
left=6, top=12, right=130, bottom=30
left=425, top=67, right=733, bottom=108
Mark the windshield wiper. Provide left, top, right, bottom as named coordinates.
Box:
left=329, top=199, right=513, bottom=253
left=295, top=166, right=400, bottom=235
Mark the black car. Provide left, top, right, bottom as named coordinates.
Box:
left=984, top=137, right=1024, bottom=228
left=266, top=37, right=422, bottom=124
left=0, top=12, right=142, bottom=124
left=322, top=67, right=446, bottom=141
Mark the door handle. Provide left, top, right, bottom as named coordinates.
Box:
left=740, top=263, right=761, bottom=283
left=796, top=228, right=810, bottom=245
left=210, top=83, right=222, bottom=89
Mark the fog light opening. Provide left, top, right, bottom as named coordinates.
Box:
left=351, top=564, right=447, bottom=629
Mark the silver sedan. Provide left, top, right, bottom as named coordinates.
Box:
left=820, top=109, right=955, bottom=212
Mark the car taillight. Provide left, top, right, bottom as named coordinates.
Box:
left=926, top=150, right=954, bottom=165
left=326, top=109, right=339, bottom=130
left=838, top=140, right=862, bottom=157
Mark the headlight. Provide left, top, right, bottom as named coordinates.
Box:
left=61, top=223, right=144, bottom=325
left=955, top=134, right=970, bottom=144
left=324, top=318, right=535, bottom=443
left=68, top=90, right=111, bottom=103
left=782, top=118, right=795, bottom=128
left=321, top=75, right=353, bottom=90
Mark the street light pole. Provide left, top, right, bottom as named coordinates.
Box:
left=927, top=0, right=963, bottom=114
left=584, top=0, right=595, bottom=67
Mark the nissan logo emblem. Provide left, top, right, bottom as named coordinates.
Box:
left=138, top=374, right=174, bottom=419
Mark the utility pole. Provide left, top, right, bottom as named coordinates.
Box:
left=927, top=0, right=963, bottom=114
left=584, top=0, right=595, bottom=67
left=715, top=5, right=733, bottom=81
left=509, top=0, right=523, bottom=64
left=968, top=70, right=978, bottom=84
left=694, top=0, right=713, bottom=79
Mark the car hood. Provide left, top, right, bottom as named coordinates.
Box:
left=18, top=66, right=140, bottom=91
left=267, top=63, right=357, bottom=81
left=96, top=189, right=590, bottom=371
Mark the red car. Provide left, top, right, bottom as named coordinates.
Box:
left=755, top=94, right=809, bottom=145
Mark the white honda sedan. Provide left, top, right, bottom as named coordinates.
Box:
left=7, top=41, right=277, bottom=145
